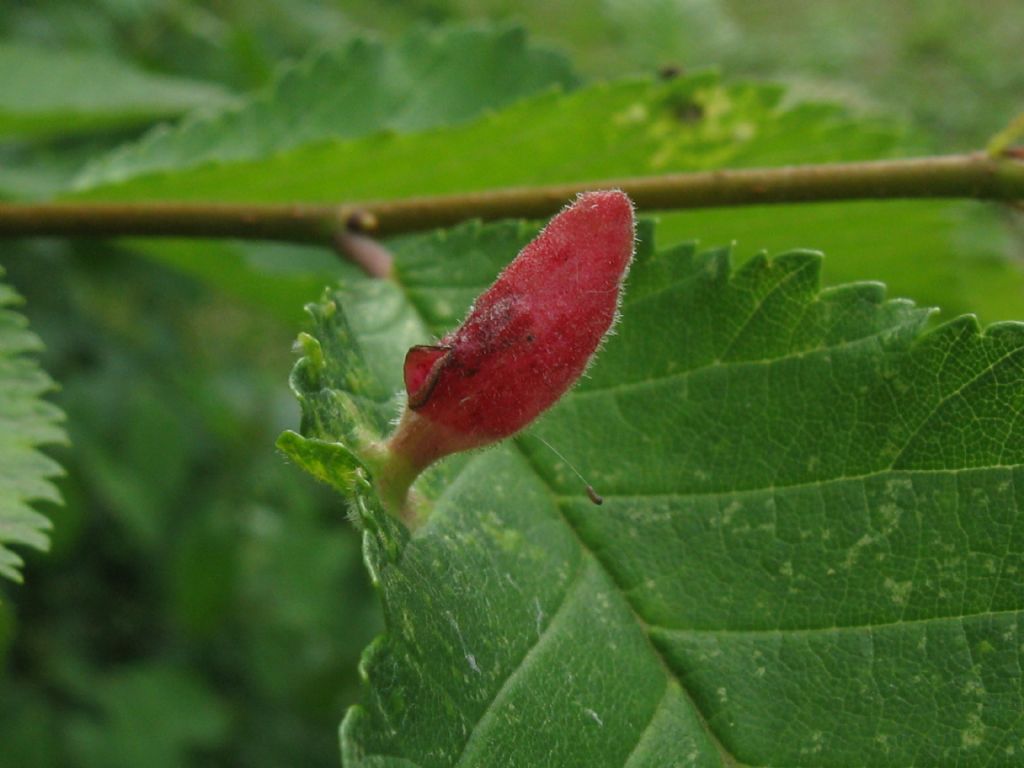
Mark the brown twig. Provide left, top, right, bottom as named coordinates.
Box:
left=0, top=153, right=1021, bottom=276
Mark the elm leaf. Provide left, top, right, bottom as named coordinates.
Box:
left=284, top=219, right=1024, bottom=766
left=76, top=25, right=578, bottom=188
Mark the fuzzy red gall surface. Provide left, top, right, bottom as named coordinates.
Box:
left=395, top=190, right=635, bottom=465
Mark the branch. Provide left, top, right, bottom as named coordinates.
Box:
left=364, top=151, right=1024, bottom=231
left=0, top=153, right=1021, bottom=271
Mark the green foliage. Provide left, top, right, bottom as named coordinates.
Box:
left=2, top=6, right=1022, bottom=768
left=0, top=43, right=233, bottom=139
left=0, top=266, right=65, bottom=584
left=335, top=0, right=1024, bottom=148
left=0, top=248, right=378, bottom=768
left=0, top=0, right=358, bottom=92
left=700, top=0, right=1024, bottom=149
left=77, top=25, right=578, bottom=187
left=73, top=73, right=905, bottom=201
left=286, top=217, right=1024, bottom=766
left=61, top=23, right=582, bottom=324
left=0, top=20, right=581, bottom=768
left=64, top=663, right=228, bottom=768
left=73, top=70, right=1024, bottom=323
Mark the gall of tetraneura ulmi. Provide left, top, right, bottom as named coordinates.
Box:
left=369, top=190, right=636, bottom=521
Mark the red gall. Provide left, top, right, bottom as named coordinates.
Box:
left=369, top=190, right=635, bottom=520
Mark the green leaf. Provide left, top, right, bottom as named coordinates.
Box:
left=0, top=43, right=233, bottom=138
left=285, top=218, right=1024, bottom=766
left=74, top=74, right=901, bottom=201
left=64, top=662, right=228, bottom=768
left=76, top=25, right=578, bottom=188
left=74, top=71, right=1024, bottom=322
left=0, top=266, right=65, bottom=583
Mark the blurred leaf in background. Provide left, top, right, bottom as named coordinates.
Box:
left=0, top=266, right=65, bottom=585
left=0, top=43, right=233, bottom=140
left=0, top=242, right=382, bottom=767
left=76, top=24, right=578, bottom=186
left=343, top=0, right=1024, bottom=149
left=0, top=0, right=355, bottom=91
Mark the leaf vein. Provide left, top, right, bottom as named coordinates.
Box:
left=550, top=463, right=1024, bottom=504
left=572, top=317, right=909, bottom=402
left=889, top=342, right=1024, bottom=469
left=515, top=444, right=745, bottom=768
left=619, top=680, right=670, bottom=768
left=450, top=548, right=588, bottom=768
left=647, top=607, right=1024, bottom=637
left=716, top=257, right=818, bottom=363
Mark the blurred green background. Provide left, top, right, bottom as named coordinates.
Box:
left=1, top=1, right=1021, bottom=766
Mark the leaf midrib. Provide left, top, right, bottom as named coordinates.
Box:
left=449, top=552, right=589, bottom=767
left=414, top=444, right=743, bottom=768
left=513, top=441, right=746, bottom=768
left=647, top=607, right=1024, bottom=637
